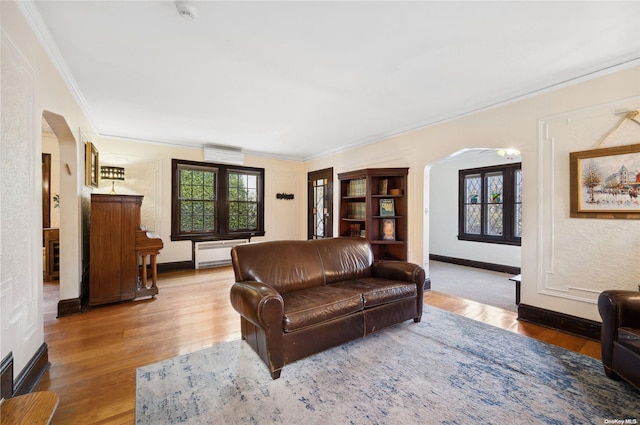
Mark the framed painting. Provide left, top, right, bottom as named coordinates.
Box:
left=85, top=142, right=99, bottom=188
left=381, top=218, right=396, bottom=240
left=379, top=198, right=395, bottom=216
left=569, top=143, right=640, bottom=219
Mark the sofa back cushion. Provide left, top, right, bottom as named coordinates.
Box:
left=314, top=238, right=373, bottom=284
left=231, top=238, right=374, bottom=293
left=231, top=240, right=325, bottom=294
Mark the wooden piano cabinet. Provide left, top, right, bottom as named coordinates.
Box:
left=89, top=194, right=163, bottom=306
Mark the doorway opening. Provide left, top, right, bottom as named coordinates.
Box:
left=425, top=148, right=522, bottom=312
left=42, top=110, right=84, bottom=317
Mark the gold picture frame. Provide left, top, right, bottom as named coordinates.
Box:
left=85, top=142, right=99, bottom=188
left=569, top=143, right=640, bottom=219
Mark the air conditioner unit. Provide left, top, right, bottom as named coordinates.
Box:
left=203, top=146, right=244, bottom=165
left=194, top=239, right=249, bottom=269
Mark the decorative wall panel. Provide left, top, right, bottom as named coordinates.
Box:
left=1, top=32, right=38, bottom=370
left=537, top=97, right=640, bottom=303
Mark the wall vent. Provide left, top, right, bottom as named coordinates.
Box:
left=194, top=239, right=248, bottom=269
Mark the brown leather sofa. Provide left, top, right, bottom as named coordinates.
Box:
left=597, top=290, right=640, bottom=390
left=230, top=238, right=426, bottom=379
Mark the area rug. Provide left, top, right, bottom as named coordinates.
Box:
left=136, top=306, right=639, bottom=424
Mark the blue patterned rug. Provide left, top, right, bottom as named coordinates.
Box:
left=136, top=306, right=639, bottom=424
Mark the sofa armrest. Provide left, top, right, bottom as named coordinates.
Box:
left=372, top=260, right=426, bottom=288
left=230, top=281, right=284, bottom=330
left=597, top=290, right=640, bottom=370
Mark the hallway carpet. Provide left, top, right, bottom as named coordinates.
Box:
left=429, top=260, right=517, bottom=312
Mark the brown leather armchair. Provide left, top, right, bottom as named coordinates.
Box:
left=597, top=290, right=640, bottom=390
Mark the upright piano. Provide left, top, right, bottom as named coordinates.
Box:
left=89, top=194, right=163, bottom=306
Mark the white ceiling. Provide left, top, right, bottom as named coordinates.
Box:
left=23, top=1, right=640, bottom=161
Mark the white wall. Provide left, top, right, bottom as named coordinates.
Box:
left=306, top=65, right=640, bottom=322
left=428, top=150, right=521, bottom=268
left=1, top=1, right=96, bottom=377
left=92, top=137, right=306, bottom=264
left=3, top=0, right=640, bottom=387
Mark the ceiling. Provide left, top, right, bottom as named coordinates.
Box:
left=22, top=1, right=640, bottom=161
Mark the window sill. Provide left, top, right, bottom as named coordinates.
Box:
left=457, top=235, right=521, bottom=247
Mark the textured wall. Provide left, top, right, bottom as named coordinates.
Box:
left=536, top=97, right=640, bottom=306
left=1, top=31, right=43, bottom=375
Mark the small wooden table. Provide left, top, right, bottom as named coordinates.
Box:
left=509, top=274, right=522, bottom=305
left=0, top=391, right=59, bottom=424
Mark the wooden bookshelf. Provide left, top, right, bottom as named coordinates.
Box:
left=338, top=168, right=408, bottom=261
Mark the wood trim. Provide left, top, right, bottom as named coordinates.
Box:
left=307, top=167, right=334, bottom=239
left=42, top=153, right=51, bottom=228
left=1, top=352, right=13, bottom=399
left=429, top=254, right=521, bottom=276
left=13, top=343, right=50, bottom=396
left=158, top=261, right=195, bottom=273
left=518, top=304, right=601, bottom=341
left=57, top=298, right=82, bottom=317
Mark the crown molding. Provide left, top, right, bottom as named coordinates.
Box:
left=16, top=1, right=98, bottom=133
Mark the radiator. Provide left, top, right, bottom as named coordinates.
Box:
left=194, top=239, right=249, bottom=269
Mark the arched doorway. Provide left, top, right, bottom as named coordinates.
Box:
left=42, top=111, right=84, bottom=316
left=424, top=148, right=522, bottom=311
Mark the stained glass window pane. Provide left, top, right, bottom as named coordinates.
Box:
left=465, top=205, right=481, bottom=234
left=485, top=204, right=503, bottom=235
left=465, top=174, right=481, bottom=204
left=314, top=180, right=325, bottom=238
left=486, top=172, right=503, bottom=205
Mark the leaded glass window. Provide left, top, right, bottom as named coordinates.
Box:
left=459, top=163, right=521, bottom=245
left=464, top=174, right=481, bottom=234
left=313, top=178, right=327, bottom=238
left=514, top=169, right=522, bottom=238
left=485, top=172, right=503, bottom=236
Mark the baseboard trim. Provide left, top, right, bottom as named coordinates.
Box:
left=158, top=261, right=194, bottom=273
left=518, top=304, right=601, bottom=341
left=13, top=343, right=50, bottom=396
left=429, top=254, right=521, bottom=276
left=1, top=352, right=13, bottom=399
left=58, top=297, right=82, bottom=317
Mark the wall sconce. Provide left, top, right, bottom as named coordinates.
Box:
left=100, top=166, right=125, bottom=194
left=496, top=148, right=521, bottom=161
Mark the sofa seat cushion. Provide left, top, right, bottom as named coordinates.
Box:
left=282, top=286, right=364, bottom=332
left=618, top=327, right=640, bottom=354
left=331, top=278, right=417, bottom=308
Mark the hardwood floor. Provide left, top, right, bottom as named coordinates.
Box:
left=37, top=266, right=601, bottom=424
